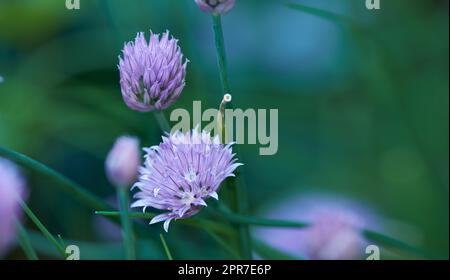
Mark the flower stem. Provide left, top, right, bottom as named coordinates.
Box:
left=210, top=203, right=310, bottom=228
left=15, top=220, right=39, bottom=260
left=159, top=234, right=173, bottom=260
left=19, top=199, right=66, bottom=258
left=212, top=14, right=232, bottom=94
left=211, top=13, right=253, bottom=260
left=153, top=110, right=171, bottom=133
left=0, top=147, right=112, bottom=212
left=117, top=187, right=136, bottom=260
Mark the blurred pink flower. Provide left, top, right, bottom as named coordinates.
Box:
left=0, top=157, right=26, bottom=256
left=255, top=194, right=381, bottom=260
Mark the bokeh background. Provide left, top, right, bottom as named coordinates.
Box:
left=0, top=0, right=448, bottom=259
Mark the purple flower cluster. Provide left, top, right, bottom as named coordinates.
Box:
left=118, top=31, right=188, bottom=112
left=131, top=128, right=242, bottom=232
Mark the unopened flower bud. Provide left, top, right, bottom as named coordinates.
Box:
left=105, top=136, right=141, bottom=188
left=195, top=0, right=235, bottom=15
left=118, top=31, right=188, bottom=112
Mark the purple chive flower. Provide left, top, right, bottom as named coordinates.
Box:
left=131, top=128, right=242, bottom=232
left=118, top=31, right=188, bottom=112
left=105, top=136, right=141, bottom=188
left=195, top=0, right=236, bottom=14
left=0, top=158, right=26, bottom=256
left=255, top=195, right=381, bottom=260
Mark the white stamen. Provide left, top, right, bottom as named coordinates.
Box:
left=153, top=187, right=161, bottom=197
left=180, top=192, right=196, bottom=206
left=184, top=169, right=197, bottom=183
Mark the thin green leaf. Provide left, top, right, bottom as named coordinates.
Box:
left=286, top=2, right=353, bottom=24
left=26, top=230, right=164, bottom=260
left=0, top=147, right=111, bottom=211
left=212, top=203, right=310, bottom=228
left=159, top=234, right=173, bottom=260
left=362, top=229, right=434, bottom=259
left=95, top=210, right=235, bottom=237
left=19, top=199, right=66, bottom=258
left=15, top=220, right=39, bottom=260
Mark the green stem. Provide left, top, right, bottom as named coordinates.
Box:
left=285, top=3, right=354, bottom=25
left=212, top=14, right=231, bottom=94
left=159, top=234, right=173, bottom=260
left=153, top=110, right=171, bottom=133
left=211, top=205, right=310, bottom=228
left=117, top=187, right=136, bottom=260
left=19, top=199, right=66, bottom=258
left=15, top=220, right=39, bottom=260
left=96, top=211, right=154, bottom=219
left=362, top=229, right=433, bottom=259
left=211, top=13, right=253, bottom=260
left=0, top=147, right=111, bottom=212
left=95, top=211, right=234, bottom=237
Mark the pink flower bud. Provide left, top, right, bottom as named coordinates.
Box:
left=118, top=31, right=188, bottom=112
left=105, top=136, right=141, bottom=188
left=195, top=0, right=236, bottom=15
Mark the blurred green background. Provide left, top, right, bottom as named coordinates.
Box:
left=0, top=0, right=448, bottom=259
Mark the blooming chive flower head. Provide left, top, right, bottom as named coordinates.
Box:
left=118, top=31, right=188, bottom=112
left=132, top=128, right=242, bottom=232
left=0, top=158, right=26, bottom=256
left=195, top=0, right=236, bottom=14
left=255, top=195, right=381, bottom=260
left=105, top=136, right=141, bottom=188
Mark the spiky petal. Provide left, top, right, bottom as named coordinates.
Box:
left=131, top=128, right=242, bottom=232
left=118, top=31, right=188, bottom=112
